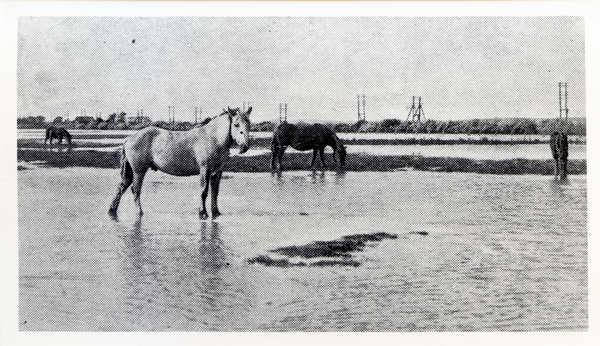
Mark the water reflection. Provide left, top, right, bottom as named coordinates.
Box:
left=271, top=170, right=283, bottom=185
left=548, top=176, right=570, bottom=196
left=198, top=221, right=227, bottom=274
left=45, top=144, right=72, bottom=153
left=115, top=218, right=252, bottom=329
left=333, top=169, right=347, bottom=184
left=309, top=170, right=326, bottom=184
left=120, top=217, right=146, bottom=271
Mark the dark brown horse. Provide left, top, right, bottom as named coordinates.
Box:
left=271, top=122, right=346, bottom=170
left=550, top=131, right=568, bottom=180
left=45, top=126, right=72, bottom=145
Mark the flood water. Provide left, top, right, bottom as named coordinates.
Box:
left=17, top=129, right=588, bottom=160
left=19, top=167, right=587, bottom=331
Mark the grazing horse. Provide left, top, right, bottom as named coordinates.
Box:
left=550, top=131, right=568, bottom=180
left=45, top=126, right=72, bottom=145
left=109, top=107, right=252, bottom=219
left=271, top=122, right=347, bottom=170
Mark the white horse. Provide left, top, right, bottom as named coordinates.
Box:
left=109, top=107, right=252, bottom=219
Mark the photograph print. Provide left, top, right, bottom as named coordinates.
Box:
left=16, top=15, right=586, bottom=332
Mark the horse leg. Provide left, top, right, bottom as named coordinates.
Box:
left=559, top=158, right=568, bottom=180
left=210, top=171, right=223, bottom=218
left=311, top=149, right=318, bottom=168
left=109, top=170, right=133, bottom=218
left=271, top=141, right=280, bottom=170
left=131, top=170, right=147, bottom=216
left=199, top=169, right=210, bottom=219
left=319, top=147, right=327, bottom=168
left=276, top=146, right=287, bottom=170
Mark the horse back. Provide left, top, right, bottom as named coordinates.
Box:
left=125, top=126, right=216, bottom=176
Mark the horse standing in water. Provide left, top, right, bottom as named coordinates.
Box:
left=271, top=122, right=346, bottom=170
left=550, top=131, right=568, bottom=180
left=109, top=107, right=252, bottom=219
left=45, top=126, right=72, bottom=145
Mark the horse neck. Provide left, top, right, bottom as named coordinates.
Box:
left=202, top=114, right=232, bottom=148
left=327, top=133, right=341, bottom=151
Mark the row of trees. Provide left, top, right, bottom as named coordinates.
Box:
left=18, top=114, right=585, bottom=135
left=330, top=118, right=585, bottom=136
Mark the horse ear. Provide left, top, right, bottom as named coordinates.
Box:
left=227, top=107, right=233, bottom=114
left=246, top=106, right=252, bottom=116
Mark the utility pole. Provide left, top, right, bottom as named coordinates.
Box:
left=279, top=103, right=288, bottom=123
left=357, top=95, right=361, bottom=121
left=407, top=96, right=426, bottom=122
left=559, top=82, right=568, bottom=120
left=357, top=94, right=366, bottom=121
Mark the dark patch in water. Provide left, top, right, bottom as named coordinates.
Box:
left=409, top=231, right=429, bottom=236
left=299, top=212, right=309, bottom=216
left=247, top=255, right=361, bottom=267
left=18, top=165, right=30, bottom=171
left=342, top=232, right=398, bottom=242
left=249, top=232, right=397, bottom=267
left=272, top=241, right=359, bottom=258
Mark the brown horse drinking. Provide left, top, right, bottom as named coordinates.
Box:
left=550, top=131, right=568, bottom=180
left=271, top=122, right=346, bottom=170
left=45, top=126, right=72, bottom=145
left=109, top=107, right=252, bottom=219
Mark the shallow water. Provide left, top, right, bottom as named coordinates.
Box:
left=19, top=168, right=587, bottom=331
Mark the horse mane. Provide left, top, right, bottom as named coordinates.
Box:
left=195, top=108, right=240, bottom=127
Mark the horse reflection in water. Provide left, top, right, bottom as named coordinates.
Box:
left=117, top=219, right=252, bottom=329
left=198, top=221, right=227, bottom=273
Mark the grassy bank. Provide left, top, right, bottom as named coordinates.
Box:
left=17, top=147, right=587, bottom=175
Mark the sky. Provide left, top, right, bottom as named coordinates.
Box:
left=17, top=17, right=584, bottom=123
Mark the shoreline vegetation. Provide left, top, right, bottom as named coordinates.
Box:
left=18, top=116, right=585, bottom=136
left=17, top=146, right=587, bottom=176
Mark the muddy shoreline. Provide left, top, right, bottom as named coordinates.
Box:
left=17, top=146, right=586, bottom=175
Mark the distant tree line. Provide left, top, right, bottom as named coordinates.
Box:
left=18, top=114, right=585, bottom=136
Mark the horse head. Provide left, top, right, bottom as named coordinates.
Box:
left=229, top=106, right=252, bottom=154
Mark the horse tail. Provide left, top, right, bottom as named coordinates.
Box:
left=120, top=146, right=133, bottom=183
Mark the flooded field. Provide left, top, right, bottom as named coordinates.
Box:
left=17, top=129, right=588, bottom=160
left=18, top=167, right=587, bottom=331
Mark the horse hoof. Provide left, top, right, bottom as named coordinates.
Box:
left=212, top=211, right=221, bottom=219
left=200, top=211, right=209, bottom=220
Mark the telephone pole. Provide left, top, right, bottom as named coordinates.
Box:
left=559, top=82, right=568, bottom=120
left=279, top=103, right=288, bottom=123
left=357, top=94, right=366, bottom=121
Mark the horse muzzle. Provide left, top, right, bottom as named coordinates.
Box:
left=239, top=144, right=249, bottom=154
